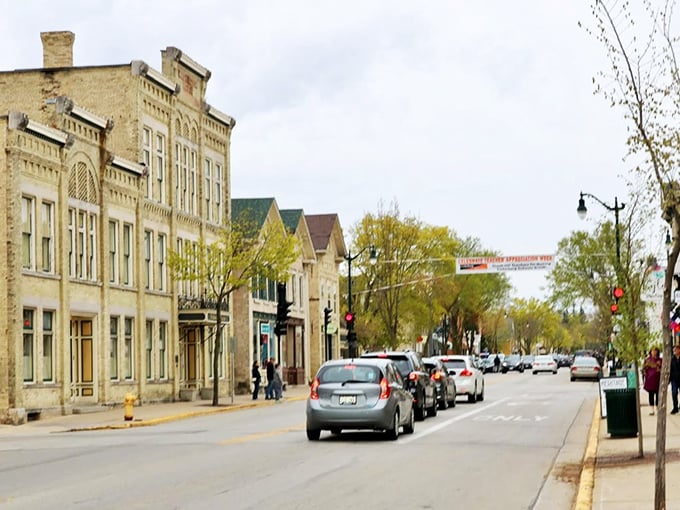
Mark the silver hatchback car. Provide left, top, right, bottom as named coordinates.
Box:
left=306, top=358, right=415, bottom=440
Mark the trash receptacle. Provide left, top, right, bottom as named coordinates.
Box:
left=604, top=388, right=638, bottom=437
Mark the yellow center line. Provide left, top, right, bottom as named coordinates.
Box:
left=219, top=423, right=305, bottom=445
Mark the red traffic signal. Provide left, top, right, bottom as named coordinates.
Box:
left=345, top=312, right=355, bottom=323
left=610, top=303, right=619, bottom=314
left=613, top=287, right=624, bottom=299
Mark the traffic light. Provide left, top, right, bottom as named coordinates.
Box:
left=345, top=311, right=355, bottom=330
left=611, top=286, right=624, bottom=315
left=275, top=282, right=293, bottom=336
left=324, top=307, right=332, bottom=331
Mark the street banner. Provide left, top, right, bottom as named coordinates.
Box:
left=456, top=255, right=555, bottom=274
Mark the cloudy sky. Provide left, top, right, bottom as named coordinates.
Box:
left=1, top=1, right=642, bottom=299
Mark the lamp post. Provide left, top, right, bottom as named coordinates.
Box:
left=345, top=245, right=377, bottom=358
left=577, top=191, right=625, bottom=268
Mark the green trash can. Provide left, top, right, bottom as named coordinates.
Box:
left=605, top=388, right=638, bottom=437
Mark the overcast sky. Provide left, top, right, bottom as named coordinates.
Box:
left=1, top=1, right=642, bottom=299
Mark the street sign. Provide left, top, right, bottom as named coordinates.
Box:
left=260, top=323, right=270, bottom=335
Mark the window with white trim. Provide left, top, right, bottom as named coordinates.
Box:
left=204, top=158, right=212, bottom=222
left=123, top=223, right=133, bottom=286
left=110, top=316, right=119, bottom=380
left=124, top=317, right=134, bottom=380
left=109, top=220, right=118, bottom=283
left=156, top=233, right=166, bottom=291
left=41, top=202, right=54, bottom=273
left=145, top=319, right=153, bottom=380
left=159, top=321, right=167, bottom=379
left=155, top=133, right=166, bottom=203
left=142, top=127, right=152, bottom=198
left=23, top=309, right=34, bottom=382
left=144, top=230, right=152, bottom=290
left=215, top=164, right=223, bottom=223
left=43, top=310, right=54, bottom=382
left=21, top=196, right=35, bottom=270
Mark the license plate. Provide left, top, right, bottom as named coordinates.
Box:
left=339, top=395, right=357, bottom=405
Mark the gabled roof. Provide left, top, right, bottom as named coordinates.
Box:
left=305, top=213, right=347, bottom=259
left=279, top=209, right=304, bottom=234
left=231, top=198, right=276, bottom=236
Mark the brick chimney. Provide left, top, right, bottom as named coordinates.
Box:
left=40, top=31, right=75, bottom=68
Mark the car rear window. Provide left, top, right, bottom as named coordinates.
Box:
left=318, top=364, right=382, bottom=384
left=362, top=354, right=411, bottom=377
left=441, top=359, right=466, bottom=370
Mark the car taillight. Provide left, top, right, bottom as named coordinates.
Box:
left=431, top=371, right=442, bottom=381
left=571, top=367, right=576, bottom=372
left=379, top=377, right=391, bottom=399
left=459, top=369, right=473, bottom=377
left=409, top=372, right=418, bottom=381
left=594, top=366, right=600, bottom=371
left=310, top=377, right=320, bottom=400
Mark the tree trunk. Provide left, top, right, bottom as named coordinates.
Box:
left=212, top=300, right=223, bottom=407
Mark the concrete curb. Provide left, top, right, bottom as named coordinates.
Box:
left=573, top=396, right=601, bottom=510
left=65, top=395, right=308, bottom=432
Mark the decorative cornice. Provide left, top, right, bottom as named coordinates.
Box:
left=201, top=101, right=236, bottom=128
left=165, top=47, right=211, bottom=79
left=108, top=153, right=147, bottom=177
left=54, top=96, right=112, bottom=131
left=131, top=60, right=180, bottom=95
left=8, top=111, right=74, bottom=148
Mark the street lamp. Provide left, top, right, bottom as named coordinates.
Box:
left=345, top=245, right=377, bottom=358
left=577, top=191, right=625, bottom=267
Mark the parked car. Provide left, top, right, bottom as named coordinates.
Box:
left=306, top=358, right=415, bottom=440
left=423, top=357, right=457, bottom=409
left=360, top=350, right=437, bottom=420
left=434, top=355, right=485, bottom=403
left=555, top=354, right=572, bottom=368
left=521, top=355, right=535, bottom=370
left=501, top=354, right=525, bottom=374
left=532, top=354, right=558, bottom=375
left=570, top=356, right=603, bottom=381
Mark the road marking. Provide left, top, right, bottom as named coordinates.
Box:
left=218, top=423, right=305, bottom=445
left=472, top=415, right=549, bottom=422
left=400, top=397, right=511, bottom=444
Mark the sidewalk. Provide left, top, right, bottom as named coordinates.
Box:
left=588, top=391, right=680, bottom=509
left=0, top=384, right=310, bottom=436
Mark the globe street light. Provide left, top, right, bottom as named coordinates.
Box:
left=345, top=245, right=377, bottom=358
left=577, top=191, right=625, bottom=268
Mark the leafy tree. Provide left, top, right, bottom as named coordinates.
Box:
left=586, top=0, right=680, bottom=501
left=167, top=216, right=297, bottom=406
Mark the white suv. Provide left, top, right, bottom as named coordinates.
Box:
left=434, top=355, right=485, bottom=403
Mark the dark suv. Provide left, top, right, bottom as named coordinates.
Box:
left=360, top=350, right=437, bottom=421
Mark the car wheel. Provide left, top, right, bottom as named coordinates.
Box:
left=468, top=385, right=477, bottom=403
left=477, top=384, right=485, bottom=402
left=415, top=398, right=426, bottom=421
left=570, top=376, right=575, bottom=382
left=439, top=389, right=449, bottom=410
left=403, top=407, right=415, bottom=434
left=553, top=371, right=558, bottom=375
left=449, top=389, right=457, bottom=408
left=306, top=428, right=321, bottom=441
left=533, top=371, right=537, bottom=375
left=427, top=394, right=438, bottom=417
left=330, top=428, right=342, bottom=435
left=385, top=410, right=400, bottom=441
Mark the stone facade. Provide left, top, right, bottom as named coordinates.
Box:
left=0, top=32, right=235, bottom=424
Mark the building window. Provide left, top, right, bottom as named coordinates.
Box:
left=43, top=311, right=54, bottom=382
left=23, top=309, right=34, bottom=382
left=190, top=150, right=197, bottom=214
left=110, top=316, right=119, bottom=380
left=124, top=317, right=133, bottom=380
left=145, top=320, right=153, bottom=380
left=123, top=224, right=132, bottom=286
left=204, top=158, right=212, bottom=222
left=175, top=143, right=183, bottom=210
left=142, top=126, right=152, bottom=199
left=155, top=133, right=166, bottom=203
left=144, top=230, right=152, bottom=290
left=70, top=208, right=97, bottom=280
left=109, top=220, right=118, bottom=283
left=41, top=202, right=54, bottom=273
left=156, top=233, right=166, bottom=291
left=215, top=164, right=223, bottom=223
left=21, top=196, right=34, bottom=270
left=159, top=321, right=167, bottom=379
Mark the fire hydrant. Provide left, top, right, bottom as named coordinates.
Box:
left=124, top=393, right=137, bottom=421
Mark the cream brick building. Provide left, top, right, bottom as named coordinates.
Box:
left=0, top=32, right=235, bottom=424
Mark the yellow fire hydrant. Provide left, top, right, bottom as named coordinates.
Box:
left=124, top=393, right=137, bottom=421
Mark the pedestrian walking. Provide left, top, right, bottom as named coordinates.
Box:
left=273, top=363, right=284, bottom=401
left=670, top=345, right=680, bottom=415
left=251, top=361, right=262, bottom=400
left=265, top=358, right=275, bottom=400
left=493, top=354, right=501, bottom=373
left=642, top=347, right=662, bottom=415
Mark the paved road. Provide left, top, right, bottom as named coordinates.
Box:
left=0, top=369, right=598, bottom=510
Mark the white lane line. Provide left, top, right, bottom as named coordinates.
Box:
left=400, top=396, right=511, bottom=444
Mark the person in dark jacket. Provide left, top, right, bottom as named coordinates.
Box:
left=670, top=345, right=680, bottom=414
left=265, top=358, right=275, bottom=400
left=251, top=361, right=262, bottom=400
